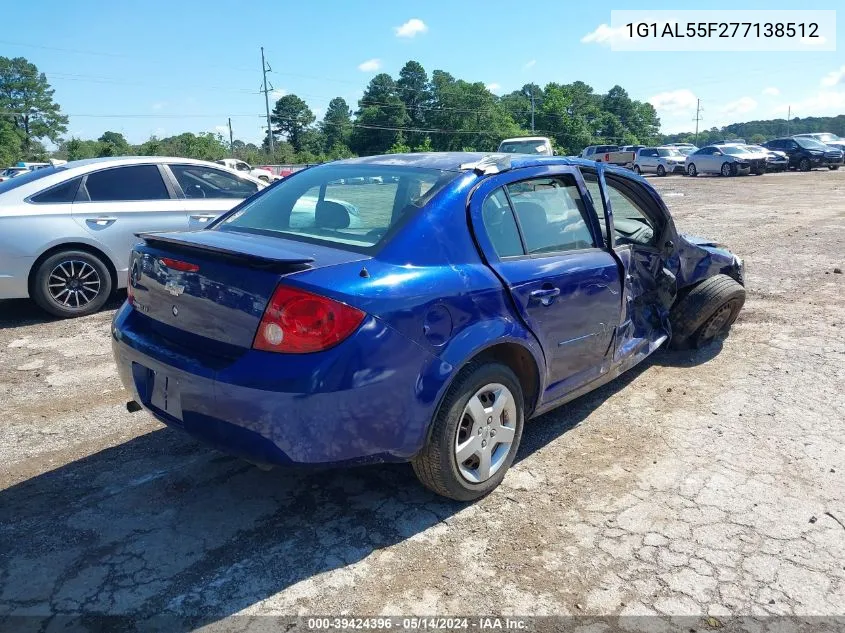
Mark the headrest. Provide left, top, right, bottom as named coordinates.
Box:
left=315, top=200, right=350, bottom=229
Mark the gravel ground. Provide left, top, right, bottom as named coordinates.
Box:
left=0, top=169, right=843, bottom=630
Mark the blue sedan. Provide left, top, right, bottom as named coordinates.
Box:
left=112, top=152, right=746, bottom=500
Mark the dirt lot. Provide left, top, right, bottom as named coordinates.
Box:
left=1, top=169, right=843, bottom=629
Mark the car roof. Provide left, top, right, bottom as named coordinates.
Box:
left=332, top=152, right=606, bottom=173
left=62, top=156, right=229, bottom=170
left=499, top=136, right=550, bottom=143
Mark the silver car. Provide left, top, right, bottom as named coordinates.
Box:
left=633, top=146, right=687, bottom=176
left=685, top=144, right=765, bottom=177
left=0, top=156, right=265, bottom=318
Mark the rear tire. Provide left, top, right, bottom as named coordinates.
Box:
left=669, top=275, right=746, bottom=350
left=412, top=362, right=524, bottom=501
left=829, top=165, right=840, bottom=170
left=31, top=250, right=113, bottom=318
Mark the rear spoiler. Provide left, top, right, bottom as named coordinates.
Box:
left=137, top=232, right=315, bottom=271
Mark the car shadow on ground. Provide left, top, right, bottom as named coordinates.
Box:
left=0, top=294, right=125, bottom=330
left=0, top=340, right=727, bottom=629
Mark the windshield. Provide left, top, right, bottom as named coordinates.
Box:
left=657, top=148, right=682, bottom=157
left=498, top=140, right=550, bottom=155
left=795, top=137, right=831, bottom=150
left=721, top=146, right=749, bottom=155
left=216, top=165, right=457, bottom=252
left=0, top=166, right=64, bottom=194
left=815, top=133, right=840, bottom=142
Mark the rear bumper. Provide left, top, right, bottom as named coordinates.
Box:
left=0, top=255, right=34, bottom=299
left=111, top=303, right=443, bottom=467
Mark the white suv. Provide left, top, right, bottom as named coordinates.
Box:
left=216, top=159, right=277, bottom=182
left=633, top=147, right=686, bottom=176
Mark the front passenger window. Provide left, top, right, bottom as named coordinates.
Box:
left=604, top=178, right=657, bottom=247
left=170, top=165, right=259, bottom=199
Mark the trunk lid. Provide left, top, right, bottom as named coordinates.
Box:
left=129, top=229, right=369, bottom=349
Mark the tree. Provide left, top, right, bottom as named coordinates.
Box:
left=350, top=74, right=409, bottom=155
left=386, top=132, right=411, bottom=154
left=321, top=97, right=352, bottom=151
left=0, top=117, right=21, bottom=167
left=0, top=57, right=68, bottom=157
left=97, top=131, right=130, bottom=157
left=270, top=94, right=315, bottom=152
left=396, top=61, right=431, bottom=146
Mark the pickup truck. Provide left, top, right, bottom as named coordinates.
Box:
left=216, top=158, right=278, bottom=182
left=581, top=145, right=636, bottom=167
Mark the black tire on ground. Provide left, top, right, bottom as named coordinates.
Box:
left=32, top=250, right=113, bottom=318
left=669, top=274, right=746, bottom=350
left=657, top=165, right=666, bottom=177
left=799, top=157, right=812, bottom=172
left=829, top=165, right=840, bottom=170
left=633, top=165, right=641, bottom=174
left=687, top=163, right=697, bottom=177
left=412, top=361, right=525, bottom=501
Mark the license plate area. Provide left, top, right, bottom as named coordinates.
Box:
left=131, top=362, right=183, bottom=421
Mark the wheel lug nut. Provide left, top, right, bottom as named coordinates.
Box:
left=477, top=428, right=482, bottom=435
left=490, top=430, right=496, bottom=437
left=487, top=416, right=492, bottom=423
left=481, top=440, right=487, bottom=448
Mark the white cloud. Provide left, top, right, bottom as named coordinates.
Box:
left=648, top=89, right=698, bottom=114
left=270, top=89, right=286, bottom=100
left=772, top=90, right=845, bottom=117
left=358, top=58, right=382, bottom=72
left=523, top=60, right=536, bottom=70
left=722, top=97, right=757, bottom=115
left=151, top=102, right=166, bottom=111
left=581, top=23, right=627, bottom=46
left=762, top=87, right=780, bottom=97
left=486, top=83, right=501, bottom=93
left=821, top=65, right=845, bottom=87
left=394, top=18, right=427, bottom=38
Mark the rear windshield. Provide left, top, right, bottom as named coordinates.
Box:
left=498, top=140, right=550, bottom=154
left=216, top=164, right=457, bottom=252
left=0, top=166, right=64, bottom=195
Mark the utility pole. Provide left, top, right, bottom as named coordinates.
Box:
left=786, top=106, right=791, bottom=136
left=228, top=117, right=234, bottom=155
left=530, top=92, right=535, bottom=133
left=693, top=98, right=703, bottom=147
left=260, top=47, right=274, bottom=155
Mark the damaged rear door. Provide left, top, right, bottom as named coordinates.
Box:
left=581, top=167, right=677, bottom=366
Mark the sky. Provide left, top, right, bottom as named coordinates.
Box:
left=3, top=0, right=844, bottom=145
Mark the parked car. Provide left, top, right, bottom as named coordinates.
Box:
left=685, top=144, right=765, bottom=177
left=0, top=167, right=29, bottom=182
left=112, top=152, right=746, bottom=501
left=621, top=145, right=646, bottom=153
left=666, top=144, right=699, bottom=156
left=216, top=158, right=278, bottom=182
left=762, top=137, right=844, bottom=171
left=792, top=133, right=845, bottom=152
left=0, top=156, right=266, bottom=317
left=633, top=147, right=686, bottom=176
left=580, top=145, right=619, bottom=159
left=711, top=138, right=746, bottom=145
left=497, top=136, right=555, bottom=156
left=743, top=144, right=788, bottom=172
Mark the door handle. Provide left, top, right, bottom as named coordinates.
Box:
left=190, top=214, right=217, bottom=221
left=86, top=217, right=117, bottom=226
left=530, top=287, right=561, bottom=306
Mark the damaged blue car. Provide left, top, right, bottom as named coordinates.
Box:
left=112, top=153, right=745, bottom=500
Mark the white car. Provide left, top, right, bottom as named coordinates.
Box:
left=497, top=136, right=555, bottom=156
left=633, top=147, right=686, bottom=176
left=216, top=158, right=278, bottom=182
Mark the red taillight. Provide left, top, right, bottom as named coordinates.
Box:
left=160, top=257, right=199, bottom=272
left=253, top=285, right=365, bottom=354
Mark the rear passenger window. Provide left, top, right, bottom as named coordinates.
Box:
left=506, top=176, right=595, bottom=255
left=482, top=188, right=523, bottom=258
left=580, top=172, right=610, bottom=246
left=30, top=177, right=82, bottom=204
left=84, top=165, right=169, bottom=202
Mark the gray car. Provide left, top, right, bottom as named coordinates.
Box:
left=0, top=156, right=265, bottom=318
left=633, top=146, right=687, bottom=176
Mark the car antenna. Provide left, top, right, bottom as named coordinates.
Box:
left=359, top=266, right=370, bottom=278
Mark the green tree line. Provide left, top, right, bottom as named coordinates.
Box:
left=4, top=54, right=843, bottom=168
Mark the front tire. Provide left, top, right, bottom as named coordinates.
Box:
left=829, top=165, right=840, bottom=170
left=669, top=275, right=746, bottom=350
left=413, top=362, right=524, bottom=501
left=32, top=250, right=113, bottom=318
left=721, top=162, right=733, bottom=177
left=799, top=157, right=812, bottom=172
left=657, top=165, right=666, bottom=177
left=633, top=165, right=641, bottom=175
left=687, top=163, right=697, bottom=177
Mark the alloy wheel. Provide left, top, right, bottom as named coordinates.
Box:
left=454, top=383, right=517, bottom=483
left=47, top=260, right=102, bottom=309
